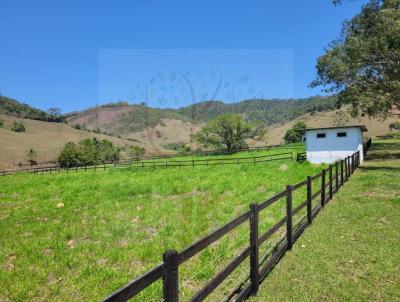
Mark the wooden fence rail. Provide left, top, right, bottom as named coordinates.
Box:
left=102, top=142, right=371, bottom=302
left=0, top=151, right=294, bottom=177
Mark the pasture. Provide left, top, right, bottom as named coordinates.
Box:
left=0, top=146, right=326, bottom=301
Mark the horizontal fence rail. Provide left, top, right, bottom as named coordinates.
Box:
left=102, top=141, right=371, bottom=302
left=0, top=143, right=305, bottom=177
left=0, top=151, right=295, bottom=177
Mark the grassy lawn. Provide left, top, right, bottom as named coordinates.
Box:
left=1, top=147, right=318, bottom=302
left=250, top=139, right=400, bottom=302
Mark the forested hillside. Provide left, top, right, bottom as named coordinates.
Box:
left=67, top=95, right=338, bottom=135
left=0, top=96, right=65, bottom=122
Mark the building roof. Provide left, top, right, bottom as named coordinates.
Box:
left=305, top=125, right=368, bottom=132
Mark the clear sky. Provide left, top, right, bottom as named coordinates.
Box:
left=0, top=0, right=368, bottom=112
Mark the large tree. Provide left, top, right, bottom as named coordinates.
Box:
left=311, top=0, right=400, bottom=117
left=192, top=114, right=265, bottom=153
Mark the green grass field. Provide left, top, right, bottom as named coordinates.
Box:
left=0, top=146, right=325, bottom=302
left=250, top=139, right=400, bottom=301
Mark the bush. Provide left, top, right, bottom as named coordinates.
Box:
left=57, top=138, right=120, bottom=168
left=380, top=132, right=400, bottom=139
left=26, top=148, right=38, bottom=166
left=163, top=142, right=191, bottom=154
left=11, top=121, right=26, bottom=132
left=284, top=122, right=307, bottom=143
left=0, top=116, right=3, bottom=128
left=389, top=122, right=400, bottom=131
left=128, top=146, right=146, bottom=159
left=58, top=142, right=81, bottom=168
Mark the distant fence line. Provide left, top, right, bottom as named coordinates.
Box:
left=0, top=151, right=296, bottom=177
left=139, top=143, right=304, bottom=161
left=102, top=146, right=368, bottom=302
left=0, top=143, right=304, bottom=177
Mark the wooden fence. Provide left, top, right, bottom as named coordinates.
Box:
left=102, top=148, right=367, bottom=302
left=0, top=143, right=304, bottom=177
left=0, top=151, right=295, bottom=177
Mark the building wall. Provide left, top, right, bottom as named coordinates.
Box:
left=306, top=127, right=364, bottom=164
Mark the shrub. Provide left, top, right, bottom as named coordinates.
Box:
left=128, top=145, right=146, bottom=159
left=26, top=148, right=38, bottom=166
left=58, top=142, right=81, bottom=168
left=0, top=116, right=3, bottom=128
left=57, top=138, right=120, bottom=168
left=284, top=122, right=307, bottom=143
left=163, top=142, right=191, bottom=154
left=11, top=121, right=26, bottom=132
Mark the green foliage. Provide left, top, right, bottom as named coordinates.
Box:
left=193, top=114, right=265, bottom=152
left=389, top=121, right=400, bottom=130
left=47, top=108, right=62, bottom=116
left=68, top=96, right=337, bottom=134
left=284, top=122, right=307, bottom=143
left=382, top=132, right=400, bottom=139
left=0, top=115, right=3, bottom=128
left=128, top=145, right=146, bottom=159
left=179, top=96, right=338, bottom=125
left=26, top=148, right=37, bottom=166
left=0, top=96, right=65, bottom=122
left=311, top=0, right=400, bottom=117
left=57, top=142, right=81, bottom=168
left=163, top=142, right=192, bottom=154
left=57, top=138, right=120, bottom=168
left=73, top=123, right=87, bottom=130
left=10, top=121, right=26, bottom=132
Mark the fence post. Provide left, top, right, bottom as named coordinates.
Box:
left=306, top=176, right=312, bottom=224
left=249, top=203, right=259, bottom=294
left=340, top=159, right=344, bottom=185
left=253, top=156, right=256, bottom=165
left=335, top=161, right=339, bottom=192
left=329, top=164, right=333, bottom=200
left=286, top=185, right=293, bottom=250
left=163, top=250, right=179, bottom=302
left=192, top=160, right=194, bottom=168
left=348, top=156, right=351, bottom=177
left=344, top=157, right=348, bottom=181
left=321, top=169, right=326, bottom=207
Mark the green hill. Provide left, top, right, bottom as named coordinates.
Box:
left=0, top=96, right=65, bottom=122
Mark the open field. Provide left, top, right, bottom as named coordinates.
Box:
left=0, top=147, right=322, bottom=302
left=250, top=139, right=400, bottom=301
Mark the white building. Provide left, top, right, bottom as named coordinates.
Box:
left=305, top=125, right=368, bottom=164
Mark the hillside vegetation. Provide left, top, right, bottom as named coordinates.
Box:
left=0, top=115, right=136, bottom=169
left=66, top=96, right=338, bottom=135
left=0, top=96, right=64, bottom=122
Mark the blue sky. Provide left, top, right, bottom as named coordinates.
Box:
left=0, top=0, right=367, bottom=112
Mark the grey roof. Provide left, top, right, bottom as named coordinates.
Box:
left=305, top=125, right=368, bottom=132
